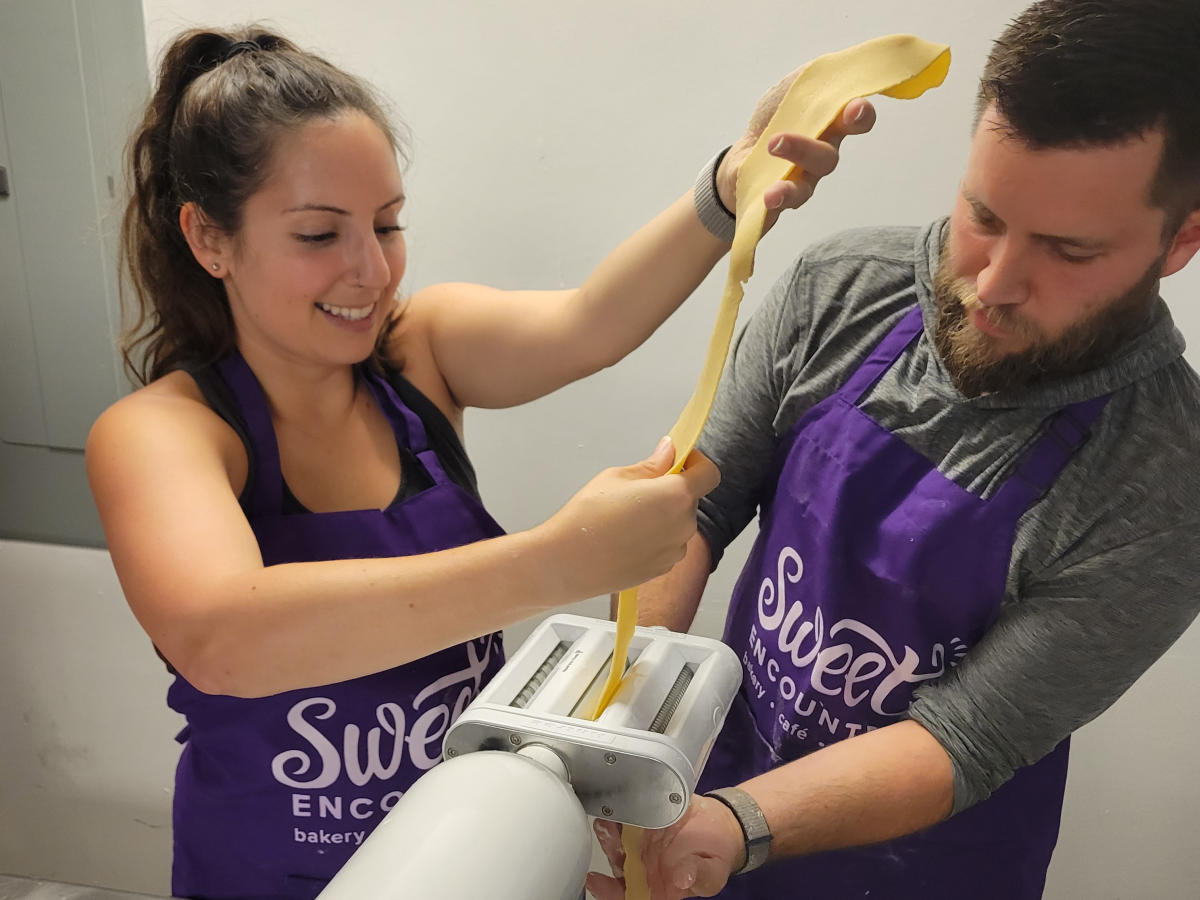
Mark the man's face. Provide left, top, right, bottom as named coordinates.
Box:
left=935, top=105, right=1176, bottom=397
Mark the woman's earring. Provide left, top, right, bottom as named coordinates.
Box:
left=210, top=262, right=220, bottom=271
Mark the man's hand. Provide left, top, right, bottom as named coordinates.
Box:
left=586, top=795, right=745, bottom=900
left=717, top=63, right=877, bottom=231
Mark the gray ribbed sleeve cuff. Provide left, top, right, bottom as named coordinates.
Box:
left=693, top=146, right=736, bottom=243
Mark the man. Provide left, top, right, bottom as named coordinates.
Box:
left=587, top=1, right=1200, bottom=898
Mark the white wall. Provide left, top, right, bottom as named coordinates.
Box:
left=2, top=0, right=1198, bottom=896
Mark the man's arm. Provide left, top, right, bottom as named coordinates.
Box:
left=592, top=522, right=1200, bottom=899
left=611, top=533, right=713, bottom=633
left=588, top=719, right=953, bottom=900
left=740, top=719, right=953, bottom=857
left=908, top=516, right=1200, bottom=812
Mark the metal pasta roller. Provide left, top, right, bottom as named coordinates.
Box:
left=318, top=614, right=741, bottom=900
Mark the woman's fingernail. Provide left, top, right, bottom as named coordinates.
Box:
left=853, top=104, right=868, bottom=123
left=674, top=868, right=697, bottom=890
left=769, top=135, right=784, bottom=154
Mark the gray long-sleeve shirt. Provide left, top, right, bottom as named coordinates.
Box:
left=695, top=220, right=1200, bottom=813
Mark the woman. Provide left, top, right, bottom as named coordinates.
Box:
left=86, top=26, right=871, bottom=900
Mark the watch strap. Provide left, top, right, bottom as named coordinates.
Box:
left=703, top=786, right=772, bottom=875
left=692, top=146, right=736, bottom=242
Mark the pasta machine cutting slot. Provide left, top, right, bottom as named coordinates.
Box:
left=317, top=614, right=741, bottom=900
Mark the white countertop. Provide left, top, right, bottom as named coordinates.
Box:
left=0, top=876, right=170, bottom=900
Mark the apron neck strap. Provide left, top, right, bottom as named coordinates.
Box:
left=841, top=305, right=926, bottom=404
left=359, top=367, right=455, bottom=487
left=832, top=304, right=1111, bottom=509
left=216, top=352, right=284, bottom=516
left=993, top=394, right=1111, bottom=507
left=214, top=355, right=459, bottom=516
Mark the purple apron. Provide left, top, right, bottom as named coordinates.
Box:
left=699, top=306, right=1108, bottom=899
left=167, top=354, right=505, bottom=900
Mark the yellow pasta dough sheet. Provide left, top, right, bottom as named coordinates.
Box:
left=590, top=34, right=950, bottom=900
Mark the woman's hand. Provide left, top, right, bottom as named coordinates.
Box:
left=717, top=65, right=878, bottom=231
left=536, top=437, right=720, bottom=601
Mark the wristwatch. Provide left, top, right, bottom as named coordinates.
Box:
left=703, top=786, right=772, bottom=875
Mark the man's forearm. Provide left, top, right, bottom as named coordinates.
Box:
left=743, top=719, right=955, bottom=860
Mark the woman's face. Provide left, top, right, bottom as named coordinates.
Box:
left=221, top=111, right=407, bottom=368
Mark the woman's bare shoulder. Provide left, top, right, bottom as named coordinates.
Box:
left=86, top=369, right=248, bottom=492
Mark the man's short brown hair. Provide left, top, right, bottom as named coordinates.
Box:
left=976, top=0, right=1200, bottom=237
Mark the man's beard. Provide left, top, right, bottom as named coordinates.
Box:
left=931, top=243, right=1162, bottom=398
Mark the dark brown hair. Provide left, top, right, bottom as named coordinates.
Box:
left=975, top=0, right=1200, bottom=237
left=120, top=26, right=406, bottom=384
